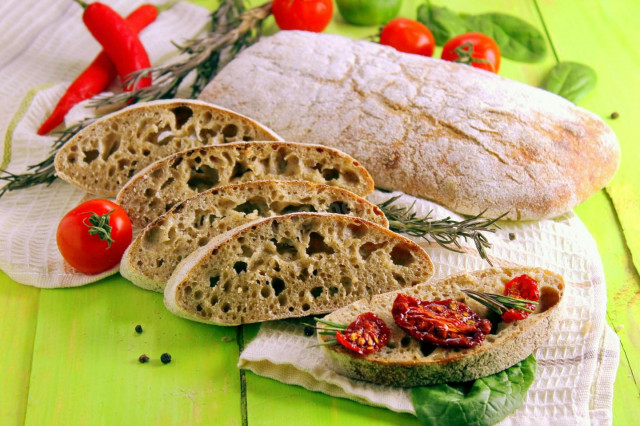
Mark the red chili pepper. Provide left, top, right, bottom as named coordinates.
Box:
left=38, top=4, right=157, bottom=135
left=335, top=312, right=390, bottom=355
left=392, top=294, right=492, bottom=348
left=77, top=0, right=152, bottom=91
left=502, top=275, right=539, bottom=323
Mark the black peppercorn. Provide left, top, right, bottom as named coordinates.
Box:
left=610, top=112, right=619, bottom=119
left=138, top=354, right=149, bottom=363
left=508, top=233, right=516, bottom=241
left=160, top=353, right=172, bottom=364
left=304, top=326, right=315, bottom=336
left=135, top=325, right=143, bottom=334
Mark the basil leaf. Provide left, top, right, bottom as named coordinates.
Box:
left=465, top=13, right=547, bottom=62
left=417, top=1, right=468, bottom=46
left=542, top=62, right=597, bottom=103
left=411, top=355, right=537, bottom=426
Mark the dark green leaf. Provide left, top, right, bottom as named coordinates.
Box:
left=417, top=1, right=468, bottom=46
left=411, top=354, right=537, bottom=426
left=465, top=13, right=547, bottom=62
left=541, top=62, right=597, bottom=103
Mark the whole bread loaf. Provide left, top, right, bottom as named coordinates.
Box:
left=164, top=213, right=434, bottom=325
left=121, top=180, right=388, bottom=292
left=199, top=31, right=620, bottom=220
left=54, top=99, right=281, bottom=197
left=116, top=141, right=375, bottom=228
left=319, top=267, right=564, bottom=387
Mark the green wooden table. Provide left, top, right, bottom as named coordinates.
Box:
left=1, top=0, right=638, bottom=424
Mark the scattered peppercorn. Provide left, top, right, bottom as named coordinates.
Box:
left=304, top=326, right=315, bottom=336
left=610, top=112, right=619, bottom=119
left=138, top=354, right=149, bottom=363
left=135, top=324, right=143, bottom=334
left=160, top=353, right=172, bottom=364
left=508, top=233, right=516, bottom=241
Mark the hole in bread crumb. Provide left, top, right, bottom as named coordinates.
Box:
left=184, top=285, right=192, bottom=295
left=280, top=204, right=317, bottom=214
left=347, top=223, right=367, bottom=238
left=160, top=177, right=175, bottom=190
left=210, top=295, right=218, bottom=306
left=260, top=286, right=271, bottom=298
left=209, top=276, right=220, bottom=288
left=101, top=133, right=120, bottom=160
left=194, top=290, right=203, bottom=300
left=288, top=306, right=294, bottom=312
left=156, top=259, right=164, bottom=267
left=274, top=240, right=298, bottom=259
left=231, top=161, right=251, bottom=178
left=172, top=106, right=193, bottom=129
left=277, top=293, right=287, bottom=306
left=401, top=336, right=411, bottom=347
left=233, top=261, right=247, bottom=274
left=83, top=149, right=99, bottom=164
left=271, top=278, right=285, bottom=296
left=306, top=232, right=335, bottom=255
left=144, top=188, right=155, bottom=198
left=222, top=124, right=238, bottom=139
left=222, top=303, right=231, bottom=313
left=329, top=286, right=339, bottom=296
left=321, top=168, right=340, bottom=181
left=390, top=244, right=415, bottom=266
left=187, top=165, right=220, bottom=192
left=340, top=277, right=352, bottom=293
left=328, top=202, right=350, bottom=215
left=359, top=241, right=387, bottom=260
left=394, top=274, right=406, bottom=285
left=196, top=304, right=203, bottom=312
left=234, top=198, right=267, bottom=215
left=344, top=171, right=360, bottom=184
left=310, top=287, right=323, bottom=298
left=302, top=303, right=310, bottom=311
left=538, top=287, right=561, bottom=312
left=241, top=245, right=254, bottom=258
left=420, top=342, right=436, bottom=357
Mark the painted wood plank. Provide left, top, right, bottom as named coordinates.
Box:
left=24, top=276, right=241, bottom=425
left=0, top=271, right=40, bottom=425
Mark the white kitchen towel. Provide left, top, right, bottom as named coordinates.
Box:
left=0, top=0, right=209, bottom=287
left=239, top=191, right=620, bottom=425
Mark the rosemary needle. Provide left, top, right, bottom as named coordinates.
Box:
left=377, top=195, right=507, bottom=264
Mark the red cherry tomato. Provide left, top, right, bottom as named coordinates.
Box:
left=272, top=0, right=333, bottom=33
left=56, top=199, right=132, bottom=274
left=502, top=275, right=539, bottom=323
left=379, top=17, right=435, bottom=57
left=335, top=312, right=390, bottom=355
left=441, top=32, right=501, bottom=73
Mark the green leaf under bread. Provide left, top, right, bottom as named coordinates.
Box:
left=542, top=62, right=598, bottom=104
left=411, top=354, right=537, bottom=426
left=416, top=1, right=469, bottom=46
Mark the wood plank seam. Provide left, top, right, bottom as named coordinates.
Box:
left=21, top=290, right=42, bottom=425
left=238, top=325, right=248, bottom=426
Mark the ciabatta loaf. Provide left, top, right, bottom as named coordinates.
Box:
left=116, top=141, right=375, bottom=228
left=121, top=180, right=388, bottom=292
left=54, top=99, right=281, bottom=197
left=318, top=267, right=564, bottom=387
left=164, top=213, right=434, bottom=325
left=200, top=31, right=620, bottom=220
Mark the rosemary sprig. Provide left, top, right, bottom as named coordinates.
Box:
left=462, top=289, right=538, bottom=315
left=94, top=0, right=272, bottom=106
left=302, top=318, right=348, bottom=347
left=0, top=117, right=95, bottom=196
left=377, top=195, right=507, bottom=265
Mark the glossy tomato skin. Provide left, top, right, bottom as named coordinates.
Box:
left=380, top=18, right=435, bottom=57
left=56, top=199, right=132, bottom=274
left=441, top=32, right=501, bottom=73
left=272, top=0, right=333, bottom=33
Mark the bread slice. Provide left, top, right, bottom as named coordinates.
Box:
left=200, top=31, right=620, bottom=220
left=121, top=180, right=389, bottom=292
left=318, top=267, right=564, bottom=387
left=116, top=141, right=375, bottom=228
left=164, top=213, right=434, bottom=325
left=54, top=99, right=282, bottom=197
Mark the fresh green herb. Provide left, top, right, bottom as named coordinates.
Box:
left=541, top=62, right=597, bottom=104
left=416, top=1, right=468, bottom=46
left=464, top=13, right=547, bottom=63
left=462, top=289, right=538, bottom=315
left=377, top=195, right=505, bottom=265
left=411, top=354, right=537, bottom=426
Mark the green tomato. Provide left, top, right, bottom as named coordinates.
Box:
left=336, top=0, right=403, bottom=26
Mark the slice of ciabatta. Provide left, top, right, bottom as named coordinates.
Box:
left=318, top=267, right=564, bottom=387
left=54, top=99, right=282, bottom=197
left=121, top=180, right=389, bottom=292
left=164, top=213, right=434, bottom=325
left=116, top=141, right=375, bottom=228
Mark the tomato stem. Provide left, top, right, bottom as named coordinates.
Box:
left=83, top=209, right=116, bottom=248
left=74, top=0, right=88, bottom=10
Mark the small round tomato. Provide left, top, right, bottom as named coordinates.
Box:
left=336, top=0, right=402, bottom=26
left=56, top=199, right=132, bottom=274
left=379, top=18, right=435, bottom=57
left=272, top=0, right=333, bottom=33
left=441, top=32, right=501, bottom=73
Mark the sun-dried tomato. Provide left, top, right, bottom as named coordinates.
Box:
left=392, top=294, right=492, bottom=348
left=502, top=275, right=539, bottom=323
left=335, top=312, right=390, bottom=355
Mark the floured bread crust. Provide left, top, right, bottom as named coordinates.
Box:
left=200, top=31, right=620, bottom=220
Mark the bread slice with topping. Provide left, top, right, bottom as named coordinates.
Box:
left=54, top=99, right=282, bottom=197
left=318, top=267, right=564, bottom=387
left=116, top=142, right=375, bottom=228
left=163, top=213, right=434, bottom=325
left=121, top=180, right=389, bottom=292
